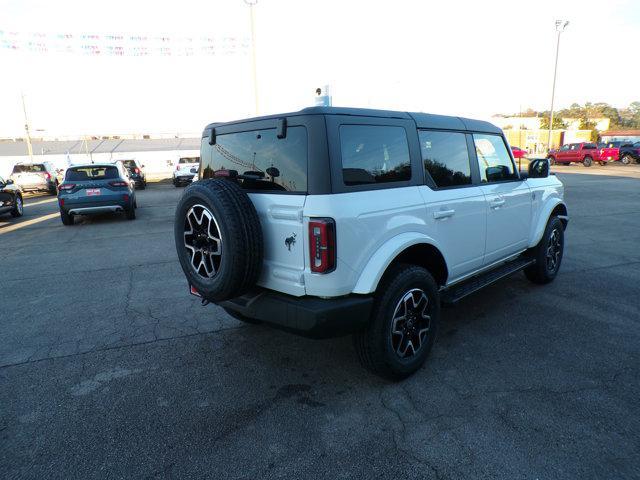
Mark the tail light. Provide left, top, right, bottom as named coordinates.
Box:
left=176, top=165, right=180, bottom=171
left=109, top=181, right=129, bottom=187
left=134, top=167, right=140, bottom=174
left=44, top=172, right=51, bottom=180
left=309, top=218, right=336, bottom=273
left=59, top=198, right=64, bottom=207
left=58, top=183, right=75, bottom=191
left=123, top=194, right=130, bottom=202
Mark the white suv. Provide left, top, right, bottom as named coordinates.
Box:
left=173, top=157, right=200, bottom=187
left=174, top=107, right=568, bottom=379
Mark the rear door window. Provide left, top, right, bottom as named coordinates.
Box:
left=12, top=164, right=46, bottom=173
left=205, top=126, right=307, bottom=193
left=66, top=166, right=119, bottom=181
left=419, top=130, right=471, bottom=188
left=339, top=125, right=411, bottom=186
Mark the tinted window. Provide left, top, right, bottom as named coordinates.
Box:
left=179, top=157, right=200, bottom=164
left=204, top=126, right=307, bottom=193
left=12, top=164, right=46, bottom=173
left=583, top=143, right=597, bottom=149
left=473, top=134, right=517, bottom=183
left=419, top=130, right=471, bottom=188
left=66, top=166, right=119, bottom=181
left=340, top=125, right=411, bottom=186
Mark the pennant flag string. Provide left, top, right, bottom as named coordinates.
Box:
left=0, top=30, right=250, bottom=56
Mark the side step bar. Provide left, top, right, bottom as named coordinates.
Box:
left=441, top=257, right=535, bottom=305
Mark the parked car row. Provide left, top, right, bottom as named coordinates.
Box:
left=547, top=141, right=640, bottom=167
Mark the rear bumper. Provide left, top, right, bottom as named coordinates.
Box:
left=173, top=175, right=195, bottom=183
left=219, top=289, right=373, bottom=339
left=67, top=205, right=125, bottom=215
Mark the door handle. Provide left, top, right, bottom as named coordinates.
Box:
left=489, top=198, right=506, bottom=209
left=433, top=209, right=456, bottom=219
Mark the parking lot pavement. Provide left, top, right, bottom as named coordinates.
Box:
left=1, top=173, right=639, bottom=480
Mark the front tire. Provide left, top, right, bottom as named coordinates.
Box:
left=353, top=264, right=440, bottom=380
left=583, top=156, right=593, bottom=167
left=10, top=195, right=23, bottom=217
left=524, top=216, right=564, bottom=284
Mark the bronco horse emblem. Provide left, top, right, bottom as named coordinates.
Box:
left=285, top=233, right=297, bottom=251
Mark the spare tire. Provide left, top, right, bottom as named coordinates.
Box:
left=174, top=179, right=263, bottom=302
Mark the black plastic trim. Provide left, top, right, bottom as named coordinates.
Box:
left=219, top=289, right=373, bottom=339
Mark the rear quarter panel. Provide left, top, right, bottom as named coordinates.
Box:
left=303, top=186, right=436, bottom=297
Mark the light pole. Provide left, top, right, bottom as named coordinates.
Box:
left=244, top=0, right=259, bottom=115
left=547, top=19, right=569, bottom=152
left=21, top=92, right=34, bottom=163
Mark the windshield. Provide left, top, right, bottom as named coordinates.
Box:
left=66, top=166, right=119, bottom=181
left=12, top=164, right=46, bottom=173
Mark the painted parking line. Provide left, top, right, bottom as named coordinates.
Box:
left=25, top=197, right=59, bottom=207
left=0, top=212, right=59, bottom=235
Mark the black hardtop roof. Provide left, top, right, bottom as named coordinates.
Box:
left=204, top=106, right=501, bottom=134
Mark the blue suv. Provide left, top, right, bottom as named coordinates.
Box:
left=57, top=162, right=137, bottom=225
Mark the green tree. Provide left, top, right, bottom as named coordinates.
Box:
left=539, top=116, right=567, bottom=129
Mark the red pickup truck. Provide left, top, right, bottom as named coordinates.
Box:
left=547, top=142, right=604, bottom=167
left=599, top=141, right=640, bottom=165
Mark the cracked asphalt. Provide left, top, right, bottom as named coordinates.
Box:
left=1, top=167, right=639, bottom=479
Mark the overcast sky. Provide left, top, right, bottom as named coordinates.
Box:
left=1, top=0, right=639, bottom=136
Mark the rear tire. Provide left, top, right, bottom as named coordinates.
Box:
left=621, top=154, right=633, bottom=165
left=60, top=210, right=74, bottom=226
left=524, top=216, right=564, bottom=284
left=583, top=156, right=593, bottom=167
left=353, top=264, right=440, bottom=380
left=125, top=204, right=136, bottom=220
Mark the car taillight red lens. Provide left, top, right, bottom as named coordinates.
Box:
left=134, top=168, right=140, bottom=174
left=58, top=183, right=75, bottom=191
left=109, top=181, right=128, bottom=187
left=44, top=172, right=51, bottom=180
left=59, top=198, right=64, bottom=206
left=309, top=218, right=336, bottom=273
left=123, top=194, right=129, bottom=201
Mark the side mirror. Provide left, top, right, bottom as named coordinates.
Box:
left=5, top=179, right=14, bottom=185
left=141, top=165, right=145, bottom=168
left=528, top=158, right=550, bottom=178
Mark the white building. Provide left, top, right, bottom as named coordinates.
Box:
left=0, top=137, right=201, bottom=179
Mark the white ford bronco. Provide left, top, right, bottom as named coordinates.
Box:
left=175, top=107, right=568, bottom=379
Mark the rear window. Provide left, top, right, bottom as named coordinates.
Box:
left=179, top=157, right=200, bottom=164
left=204, top=126, right=307, bottom=193
left=121, top=160, right=137, bottom=169
left=12, top=164, right=46, bottom=173
left=66, top=166, right=119, bottom=181
left=340, top=125, right=411, bottom=186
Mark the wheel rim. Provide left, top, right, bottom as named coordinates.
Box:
left=622, top=156, right=630, bottom=165
left=390, top=289, right=432, bottom=359
left=546, top=228, right=562, bottom=272
left=183, top=204, right=222, bottom=279
left=16, top=196, right=22, bottom=214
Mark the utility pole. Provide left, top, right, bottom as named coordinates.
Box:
left=547, top=20, right=569, bottom=152
left=21, top=92, right=34, bottom=163
left=244, top=0, right=259, bottom=115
